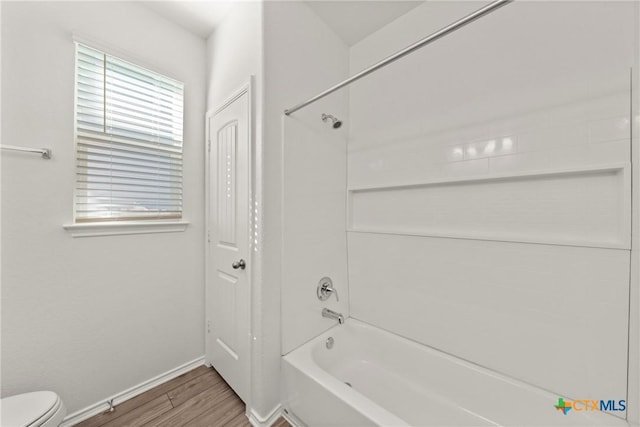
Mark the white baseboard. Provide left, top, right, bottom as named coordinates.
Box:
left=248, top=404, right=282, bottom=427
left=281, top=409, right=303, bottom=427
left=60, top=356, right=205, bottom=427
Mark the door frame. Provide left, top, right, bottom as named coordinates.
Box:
left=205, top=77, right=254, bottom=403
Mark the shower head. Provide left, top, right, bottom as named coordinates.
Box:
left=322, top=113, right=342, bottom=129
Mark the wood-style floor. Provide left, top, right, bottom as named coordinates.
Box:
left=75, top=365, right=290, bottom=427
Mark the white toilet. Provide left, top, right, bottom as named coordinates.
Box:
left=1, top=391, right=66, bottom=427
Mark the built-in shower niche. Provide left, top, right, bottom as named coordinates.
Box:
left=349, top=164, right=630, bottom=249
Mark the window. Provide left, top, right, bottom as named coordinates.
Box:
left=74, top=43, right=184, bottom=223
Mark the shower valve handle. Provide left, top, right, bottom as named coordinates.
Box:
left=317, top=277, right=339, bottom=301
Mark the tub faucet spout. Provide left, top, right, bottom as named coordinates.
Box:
left=322, top=308, right=344, bottom=325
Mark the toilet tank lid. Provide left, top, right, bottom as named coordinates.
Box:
left=1, top=391, right=59, bottom=426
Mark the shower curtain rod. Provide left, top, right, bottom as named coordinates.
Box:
left=284, top=0, right=514, bottom=116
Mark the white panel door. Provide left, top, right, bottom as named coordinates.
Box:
left=206, top=89, right=250, bottom=403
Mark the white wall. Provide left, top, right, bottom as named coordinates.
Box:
left=348, top=0, right=636, bottom=411
left=206, top=3, right=262, bottom=112
left=1, top=1, right=206, bottom=415
left=262, top=1, right=350, bottom=356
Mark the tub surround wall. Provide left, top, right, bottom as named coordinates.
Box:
left=1, top=1, right=206, bottom=415
left=627, top=3, right=640, bottom=422
left=348, top=0, right=636, bottom=406
left=348, top=234, right=629, bottom=401
left=281, top=107, right=349, bottom=354
left=263, top=1, right=350, bottom=356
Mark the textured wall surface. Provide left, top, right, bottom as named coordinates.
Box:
left=1, top=1, right=206, bottom=414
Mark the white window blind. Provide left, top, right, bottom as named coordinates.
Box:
left=74, top=43, right=184, bottom=223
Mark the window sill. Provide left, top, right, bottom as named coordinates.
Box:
left=64, top=221, right=190, bottom=238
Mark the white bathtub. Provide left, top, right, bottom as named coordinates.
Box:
left=282, top=319, right=629, bottom=427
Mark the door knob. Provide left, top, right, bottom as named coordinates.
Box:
left=232, top=259, right=246, bottom=270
